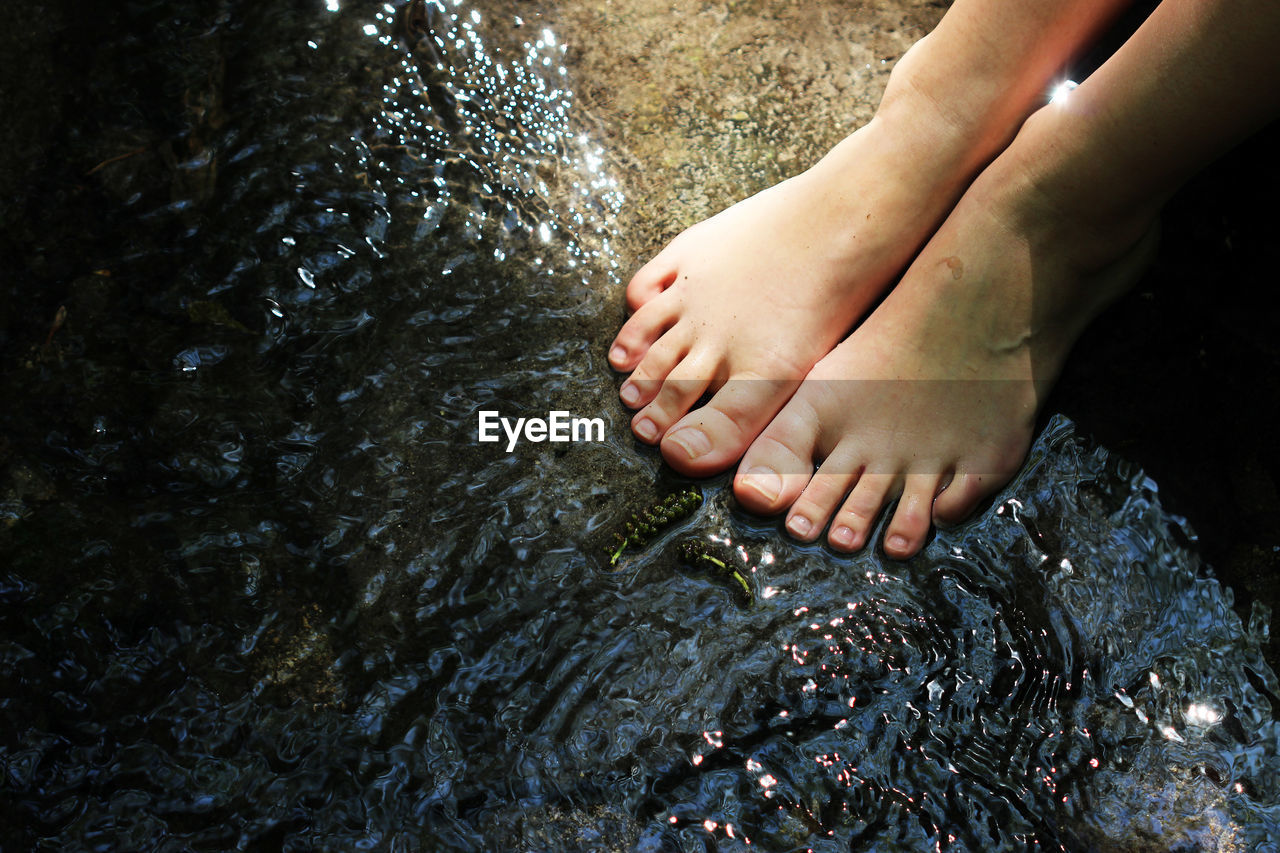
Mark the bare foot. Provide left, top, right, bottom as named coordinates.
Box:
left=733, top=110, right=1160, bottom=559
left=608, top=34, right=1049, bottom=475
left=608, top=0, right=1144, bottom=475
left=608, top=124, right=941, bottom=471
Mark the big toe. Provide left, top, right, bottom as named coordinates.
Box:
left=662, top=374, right=801, bottom=477
left=731, top=397, right=820, bottom=514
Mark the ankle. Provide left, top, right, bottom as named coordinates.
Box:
left=876, top=32, right=1043, bottom=178
left=874, top=45, right=1000, bottom=182
left=1001, top=107, right=1164, bottom=271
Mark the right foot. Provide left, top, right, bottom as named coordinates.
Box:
left=730, top=124, right=1160, bottom=559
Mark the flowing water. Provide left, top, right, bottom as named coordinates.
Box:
left=2, top=1, right=1279, bottom=850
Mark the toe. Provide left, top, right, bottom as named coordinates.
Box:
left=828, top=473, right=895, bottom=553
left=883, top=472, right=943, bottom=559
left=609, top=294, right=681, bottom=372
left=661, top=373, right=802, bottom=476
left=631, top=353, right=716, bottom=444
left=624, top=255, right=678, bottom=312
left=732, top=400, right=821, bottom=515
left=932, top=471, right=991, bottom=525
left=785, top=449, right=860, bottom=542
left=619, top=334, right=686, bottom=409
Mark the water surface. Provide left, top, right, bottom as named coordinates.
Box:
left=1, top=1, right=1278, bottom=850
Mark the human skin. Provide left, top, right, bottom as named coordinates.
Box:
left=608, top=0, right=1137, bottom=470
left=730, top=0, right=1280, bottom=558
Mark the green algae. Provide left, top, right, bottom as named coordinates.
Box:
left=676, top=538, right=753, bottom=603
left=605, top=486, right=703, bottom=566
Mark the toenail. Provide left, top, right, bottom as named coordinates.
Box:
left=666, top=427, right=710, bottom=460
left=740, top=467, right=781, bottom=503
left=886, top=533, right=909, bottom=553
left=786, top=515, right=812, bottom=538
left=609, top=345, right=627, bottom=364
left=830, top=525, right=855, bottom=548
left=620, top=383, right=640, bottom=406
left=635, top=417, right=659, bottom=442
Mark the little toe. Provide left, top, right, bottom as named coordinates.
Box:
left=883, top=473, right=943, bottom=559
left=828, top=473, right=895, bottom=553
left=661, top=374, right=802, bottom=476
left=624, top=256, right=678, bottom=312
left=785, top=451, right=860, bottom=542
left=631, top=354, right=716, bottom=444
left=734, top=404, right=823, bottom=515
left=932, top=472, right=992, bottom=525
left=610, top=295, right=681, bottom=372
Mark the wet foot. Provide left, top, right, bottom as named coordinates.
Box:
left=733, top=110, right=1160, bottom=559
left=608, top=40, right=1039, bottom=476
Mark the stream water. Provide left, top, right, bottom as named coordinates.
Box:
left=2, top=1, right=1279, bottom=850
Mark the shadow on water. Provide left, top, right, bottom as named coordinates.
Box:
left=1, top=0, right=1279, bottom=850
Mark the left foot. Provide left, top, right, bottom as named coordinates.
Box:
left=733, top=108, right=1160, bottom=559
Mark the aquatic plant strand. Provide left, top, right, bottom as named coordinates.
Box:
left=676, top=539, right=753, bottom=602
left=607, top=487, right=703, bottom=565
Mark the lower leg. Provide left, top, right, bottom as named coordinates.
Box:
left=1018, top=0, right=1280, bottom=247
left=879, top=0, right=1139, bottom=178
